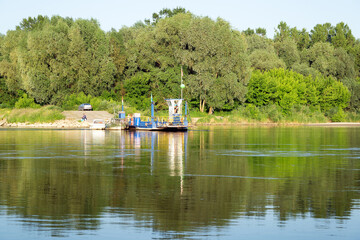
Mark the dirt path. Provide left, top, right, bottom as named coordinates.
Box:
left=62, top=111, right=114, bottom=122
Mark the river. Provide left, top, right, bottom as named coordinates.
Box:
left=0, top=127, right=359, bottom=239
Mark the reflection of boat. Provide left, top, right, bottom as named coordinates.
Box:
left=125, top=99, right=188, bottom=132
left=90, top=119, right=106, bottom=130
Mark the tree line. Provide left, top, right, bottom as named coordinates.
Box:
left=0, top=8, right=359, bottom=117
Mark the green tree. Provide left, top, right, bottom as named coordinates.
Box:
left=180, top=16, right=250, bottom=112
left=340, top=77, right=360, bottom=111
left=124, top=73, right=151, bottom=110
left=349, top=40, right=360, bottom=77
left=246, top=69, right=349, bottom=113
left=290, top=27, right=310, bottom=51
left=255, top=27, right=266, bottom=37
left=310, top=23, right=333, bottom=45
left=274, top=21, right=291, bottom=42
left=246, top=34, right=274, bottom=53
left=333, top=47, right=356, bottom=79
left=274, top=38, right=300, bottom=68
left=243, top=28, right=255, bottom=36
left=249, top=49, right=286, bottom=71
left=332, top=22, right=355, bottom=50
left=291, top=63, right=320, bottom=77
left=145, top=7, right=187, bottom=25
left=17, top=15, right=50, bottom=31
left=301, top=42, right=336, bottom=77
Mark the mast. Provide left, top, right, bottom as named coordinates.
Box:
left=181, top=66, right=183, bottom=99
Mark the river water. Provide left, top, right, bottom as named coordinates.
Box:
left=0, top=127, right=359, bottom=239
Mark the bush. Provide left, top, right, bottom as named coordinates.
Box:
left=285, top=105, right=327, bottom=123
left=246, top=69, right=350, bottom=114
left=62, top=92, right=92, bottom=110
left=14, top=94, right=40, bottom=109
left=345, top=111, right=360, bottom=122
left=262, top=104, right=283, bottom=122
left=327, top=107, right=346, bottom=122
left=62, top=92, right=122, bottom=113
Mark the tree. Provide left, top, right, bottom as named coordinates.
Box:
left=349, top=40, right=360, bottom=77
left=274, top=38, right=300, bottom=68
left=180, top=16, right=250, bottom=112
left=108, top=29, right=126, bottom=78
left=246, top=69, right=350, bottom=112
left=340, top=77, right=360, bottom=111
left=274, top=21, right=291, bottom=42
left=332, top=22, right=355, bottom=50
left=243, top=28, right=255, bottom=36
left=301, top=42, right=336, bottom=77
left=333, top=47, right=356, bottom=79
left=310, top=23, right=333, bottom=45
left=301, top=42, right=356, bottom=80
left=249, top=49, right=286, bottom=71
left=255, top=28, right=266, bottom=37
left=290, top=27, right=310, bottom=51
left=144, top=7, right=187, bottom=26
left=291, top=63, right=320, bottom=77
left=245, top=34, right=274, bottom=53
left=17, top=15, right=50, bottom=31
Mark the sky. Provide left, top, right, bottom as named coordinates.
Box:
left=0, top=0, right=359, bottom=39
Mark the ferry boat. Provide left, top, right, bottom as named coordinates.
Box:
left=125, top=99, right=188, bottom=132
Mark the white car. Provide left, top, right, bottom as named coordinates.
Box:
left=78, top=103, right=93, bottom=111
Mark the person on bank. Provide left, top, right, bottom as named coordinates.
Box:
left=81, top=114, right=87, bottom=121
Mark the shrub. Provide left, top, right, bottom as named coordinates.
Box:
left=14, top=94, right=40, bottom=109
left=327, top=107, right=346, bottom=122
left=262, top=104, right=283, bottom=122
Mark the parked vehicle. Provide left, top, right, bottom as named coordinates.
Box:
left=78, top=103, right=92, bottom=111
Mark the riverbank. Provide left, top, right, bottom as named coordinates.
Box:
left=0, top=119, right=90, bottom=128
left=2, top=118, right=360, bottom=129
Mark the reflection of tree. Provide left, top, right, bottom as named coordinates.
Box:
left=0, top=128, right=359, bottom=235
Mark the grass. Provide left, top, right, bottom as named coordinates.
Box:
left=1, top=106, right=65, bottom=123
left=190, top=105, right=333, bottom=125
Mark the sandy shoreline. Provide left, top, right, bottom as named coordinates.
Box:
left=1, top=119, right=360, bottom=129
left=0, top=119, right=91, bottom=129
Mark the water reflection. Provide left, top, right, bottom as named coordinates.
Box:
left=0, top=128, right=359, bottom=239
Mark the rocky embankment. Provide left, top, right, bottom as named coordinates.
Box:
left=0, top=111, right=115, bottom=129
left=0, top=119, right=90, bottom=128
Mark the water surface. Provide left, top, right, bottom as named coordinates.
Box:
left=0, top=127, right=359, bottom=239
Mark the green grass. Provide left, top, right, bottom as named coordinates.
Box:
left=1, top=106, right=65, bottom=123
left=189, top=104, right=333, bottom=124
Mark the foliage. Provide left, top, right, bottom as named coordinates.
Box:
left=124, top=73, right=151, bottom=110
left=144, top=7, right=187, bottom=25
left=274, top=38, right=300, bottom=68
left=1, top=16, right=116, bottom=105
left=246, top=69, right=350, bottom=113
left=0, top=77, right=17, bottom=108
left=340, top=77, right=360, bottom=111
left=285, top=105, right=327, bottom=123
left=1, top=12, right=360, bottom=121
left=246, top=34, right=274, bottom=53
left=61, top=92, right=120, bottom=112
left=326, top=107, right=346, bottom=122
left=14, top=93, right=40, bottom=109
left=249, top=49, right=286, bottom=71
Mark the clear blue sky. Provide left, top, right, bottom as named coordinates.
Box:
left=0, top=0, right=359, bottom=39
